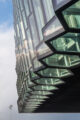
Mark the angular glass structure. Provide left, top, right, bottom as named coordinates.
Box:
left=13, top=0, right=80, bottom=113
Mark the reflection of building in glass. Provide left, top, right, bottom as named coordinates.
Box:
left=12, top=0, right=80, bottom=113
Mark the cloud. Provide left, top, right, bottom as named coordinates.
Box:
left=0, top=22, right=17, bottom=114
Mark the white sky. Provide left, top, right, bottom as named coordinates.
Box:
left=0, top=23, right=18, bottom=118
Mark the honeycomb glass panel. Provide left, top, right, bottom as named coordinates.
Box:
left=33, top=58, right=43, bottom=70
left=27, top=99, right=45, bottom=102
left=37, top=42, right=52, bottom=56
left=63, top=1, right=80, bottom=29
left=29, top=95, right=48, bottom=99
left=30, top=71, right=38, bottom=79
left=42, top=54, right=80, bottom=68
left=35, top=78, right=64, bottom=85
left=26, top=102, right=42, bottom=105
left=38, top=68, right=71, bottom=78
left=25, top=106, right=38, bottom=109
left=50, top=33, right=80, bottom=53
left=27, top=75, right=35, bottom=87
left=43, top=17, right=63, bottom=38
left=26, top=104, right=41, bottom=108
left=31, top=91, right=52, bottom=95
left=26, top=104, right=40, bottom=107
left=32, top=85, right=58, bottom=91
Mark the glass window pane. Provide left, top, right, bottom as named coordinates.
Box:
left=35, top=78, right=64, bottom=85
left=33, top=58, right=42, bottom=70
left=63, top=1, right=80, bottom=29
left=24, top=0, right=30, bottom=16
left=30, top=91, right=52, bottom=95
left=42, top=54, right=80, bottom=68
left=37, top=43, right=52, bottom=56
left=42, top=0, right=55, bottom=22
left=38, top=68, right=72, bottom=78
left=29, top=15, right=39, bottom=48
left=29, top=95, right=48, bottom=99
left=19, top=0, right=23, bottom=11
left=32, top=0, right=45, bottom=41
left=26, top=29, right=35, bottom=58
left=32, top=85, right=58, bottom=91
left=22, top=11, right=27, bottom=29
left=50, top=33, right=80, bottom=53
left=43, top=17, right=63, bottom=39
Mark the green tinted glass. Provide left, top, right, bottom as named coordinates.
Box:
left=42, top=54, right=80, bottom=68
left=32, top=85, right=58, bottom=91
left=27, top=101, right=42, bottom=105
left=30, top=71, right=38, bottom=79
left=29, top=95, right=48, bottom=99
left=31, top=91, right=52, bottom=95
left=63, top=1, right=80, bottom=29
left=27, top=75, right=35, bottom=87
left=50, top=33, right=80, bottom=53
left=38, top=68, right=72, bottom=78
left=26, top=104, right=40, bottom=107
left=35, top=78, right=64, bottom=85
left=27, top=99, right=45, bottom=102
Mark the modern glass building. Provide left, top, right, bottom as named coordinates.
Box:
left=12, top=0, right=80, bottom=113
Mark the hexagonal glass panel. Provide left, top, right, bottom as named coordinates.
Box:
left=42, top=54, right=80, bottom=68
left=35, top=78, right=64, bottom=85
left=32, top=85, right=58, bottom=91
left=38, top=68, right=72, bottom=78
left=31, top=91, right=52, bottom=95
left=29, top=95, right=48, bottom=99
left=63, top=1, right=80, bottom=29
left=50, top=33, right=80, bottom=53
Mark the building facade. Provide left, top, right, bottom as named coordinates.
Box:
left=12, top=0, right=80, bottom=113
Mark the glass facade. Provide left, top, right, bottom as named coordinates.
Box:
left=63, top=1, right=80, bottom=29
left=13, top=0, right=80, bottom=113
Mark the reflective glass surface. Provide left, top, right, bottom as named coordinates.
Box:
left=63, top=1, right=80, bottom=29
left=50, top=33, right=80, bottom=53
left=30, top=71, right=38, bottom=79
left=13, top=0, right=80, bottom=113
left=32, top=0, right=45, bottom=41
left=38, top=68, right=72, bottom=78
left=22, top=11, right=27, bottom=29
left=33, top=58, right=43, bottom=70
left=29, top=15, right=39, bottom=48
left=23, top=0, right=30, bottom=17
left=32, top=85, right=58, bottom=91
left=42, top=54, right=80, bottom=68
left=31, top=91, right=52, bottom=95
left=35, top=78, right=64, bottom=85
left=26, top=29, right=35, bottom=58
left=27, top=99, right=45, bottom=102
left=37, top=43, right=52, bottom=56
left=29, top=95, right=48, bottom=99
left=43, top=17, right=63, bottom=39
left=42, top=0, right=55, bottom=22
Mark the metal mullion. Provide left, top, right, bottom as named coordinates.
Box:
left=18, top=0, right=33, bottom=70
left=31, top=0, right=41, bottom=43
left=40, top=0, right=47, bottom=23
left=26, top=15, right=36, bottom=63
left=28, top=14, right=37, bottom=51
